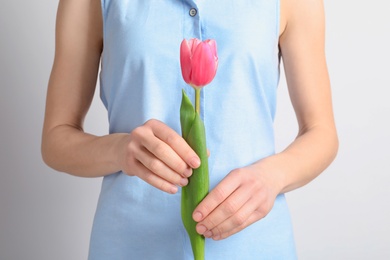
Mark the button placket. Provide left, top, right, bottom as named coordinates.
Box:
left=183, top=1, right=201, bottom=40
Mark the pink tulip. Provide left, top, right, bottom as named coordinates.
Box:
left=180, top=38, right=218, bottom=88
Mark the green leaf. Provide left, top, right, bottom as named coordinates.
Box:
left=180, top=94, right=209, bottom=260
left=180, top=89, right=196, bottom=140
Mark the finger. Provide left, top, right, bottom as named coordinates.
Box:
left=193, top=172, right=240, bottom=222
left=196, top=185, right=252, bottom=235
left=206, top=196, right=261, bottom=239
left=136, top=147, right=188, bottom=187
left=142, top=135, right=192, bottom=178
left=214, top=205, right=265, bottom=240
left=134, top=160, right=179, bottom=194
left=147, top=119, right=201, bottom=169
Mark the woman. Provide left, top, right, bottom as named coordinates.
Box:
left=42, top=0, right=338, bottom=259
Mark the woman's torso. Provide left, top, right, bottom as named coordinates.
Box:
left=89, top=1, right=296, bottom=259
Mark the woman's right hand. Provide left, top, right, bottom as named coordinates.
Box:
left=119, top=119, right=201, bottom=194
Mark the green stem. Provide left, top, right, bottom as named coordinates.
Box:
left=195, top=88, right=201, bottom=114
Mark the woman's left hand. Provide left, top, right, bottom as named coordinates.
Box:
left=192, top=162, right=282, bottom=240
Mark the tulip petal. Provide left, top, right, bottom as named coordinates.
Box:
left=191, top=42, right=217, bottom=87
left=180, top=39, right=193, bottom=84
left=189, top=38, right=201, bottom=56
left=205, top=39, right=218, bottom=59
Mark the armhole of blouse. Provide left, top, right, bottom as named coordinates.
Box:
left=99, top=0, right=108, bottom=108
left=276, top=0, right=281, bottom=40
left=100, top=0, right=106, bottom=45
left=276, top=0, right=282, bottom=63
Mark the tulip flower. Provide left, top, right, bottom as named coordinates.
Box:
left=179, top=38, right=218, bottom=260
left=180, top=38, right=218, bottom=88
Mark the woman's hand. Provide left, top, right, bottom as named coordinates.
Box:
left=119, top=119, right=201, bottom=194
left=192, top=162, right=282, bottom=240
left=41, top=0, right=200, bottom=186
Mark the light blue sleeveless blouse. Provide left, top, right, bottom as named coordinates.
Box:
left=89, top=1, right=297, bottom=259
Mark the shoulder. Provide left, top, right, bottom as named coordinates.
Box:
left=279, top=0, right=325, bottom=37
left=56, top=0, right=102, bottom=44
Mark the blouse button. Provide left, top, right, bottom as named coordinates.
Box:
left=189, top=8, right=197, bottom=17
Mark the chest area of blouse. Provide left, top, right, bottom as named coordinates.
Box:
left=102, top=0, right=279, bottom=62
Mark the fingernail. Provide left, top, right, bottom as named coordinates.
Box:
left=196, top=225, right=207, bottom=234
left=190, top=157, right=201, bottom=168
left=170, top=186, right=178, bottom=194
left=193, top=211, right=203, bottom=222
left=184, top=168, right=192, bottom=177
left=180, top=178, right=188, bottom=186
left=204, top=230, right=213, bottom=238
left=213, top=234, right=220, bottom=240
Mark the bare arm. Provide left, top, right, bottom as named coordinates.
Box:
left=192, top=0, right=338, bottom=240
left=42, top=0, right=199, bottom=193
left=270, top=0, right=338, bottom=193
left=42, top=0, right=118, bottom=177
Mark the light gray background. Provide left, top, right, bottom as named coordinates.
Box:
left=1, top=1, right=389, bottom=259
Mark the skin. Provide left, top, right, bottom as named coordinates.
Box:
left=42, top=0, right=338, bottom=241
